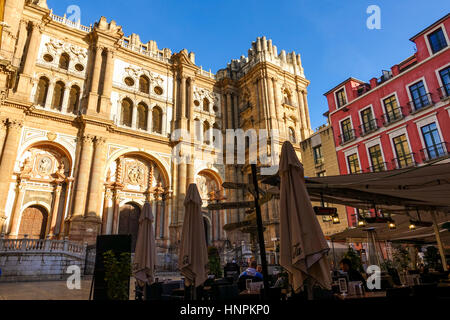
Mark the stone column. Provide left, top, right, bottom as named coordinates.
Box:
left=101, top=189, right=112, bottom=234
left=178, top=75, right=188, bottom=130
left=70, top=134, right=95, bottom=218
left=233, top=94, right=239, bottom=129
left=86, top=137, right=107, bottom=217
left=111, top=188, right=121, bottom=234
left=87, top=46, right=103, bottom=113
left=302, top=90, right=312, bottom=133
left=0, top=120, right=8, bottom=159
left=188, top=77, right=195, bottom=131
left=7, top=181, right=26, bottom=236
left=296, top=89, right=308, bottom=140
left=162, top=112, right=167, bottom=135
left=44, top=80, right=55, bottom=109
left=12, top=19, right=28, bottom=68
left=61, top=85, right=71, bottom=113
left=226, top=92, right=233, bottom=129
left=16, top=22, right=42, bottom=98
left=267, top=77, right=279, bottom=131
left=0, top=120, right=23, bottom=232
left=100, top=48, right=115, bottom=116
left=131, top=103, right=138, bottom=129
left=147, top=107, right=153, bottom=132
left=48, top=183, right=63, bottom=237
left=177, top=159, right=187, bottom=226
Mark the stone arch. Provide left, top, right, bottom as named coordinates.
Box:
left=195, top=168, right=223, bottom=203
left=139, top=75, right=150, bottom=94
left=151, top=105, right=163, bottom=134
left=35, top=76, right=49, bottom=106
left=137, top=102, right=149, bottom=130
left=59, top=52, right=70, bottom=70
left=105, top=150, right=170, bottom=189
left=51, top=80, right=65, bottom=111
left=121, top=98, right=133, bottom=127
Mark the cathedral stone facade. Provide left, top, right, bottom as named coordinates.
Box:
left=0, top=0, right=312, bottom=260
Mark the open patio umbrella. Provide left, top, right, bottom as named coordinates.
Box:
left=179, top=183, right=208, bottom=289
left=279, top=141, right=332, bottom=293
left=133, top=200, right=156, bottom=287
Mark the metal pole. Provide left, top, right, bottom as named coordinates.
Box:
left=430, top=210, right=448, bottom=272
left=251, top=164, right=270, bottom=299
left=331, top=238, right=337, bottom=270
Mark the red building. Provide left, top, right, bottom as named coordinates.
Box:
left=324, top=14, right=450, bottom=227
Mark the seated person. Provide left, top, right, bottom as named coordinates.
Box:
left=340, top=258, right=366, bottom=286
left=238, top=260, right=263, bottom=291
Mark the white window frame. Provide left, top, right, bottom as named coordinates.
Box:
left=388, top=126, right=414, bottom=164
left=358, top=104, right=376, bottom=132
left=344, top=146, right=361, bottom=174
left=405, top=76, right=431, bottom=106
left=334, top=85, right=348, bottom=109
left=379, top=91, right=401, bottom=115
left=338, top=115, right=354, bottom=137
left=424, top=23, right=449, bottom=57
left=365, top=137, right=387, bottom=171
left=435, top=62, right=450, bottom=93
left=414, top=114, right=444, bottom=150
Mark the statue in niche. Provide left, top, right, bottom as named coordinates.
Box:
left=38, top=156, right=52, bottom=175
left=21, top=157, right=33, bottom=175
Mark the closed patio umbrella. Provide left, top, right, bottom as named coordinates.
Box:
left=133, top=200, right=156, bottom=287
left=179, top=183, right=208, bottom=289
left=279, top=141, right=332, bottom=293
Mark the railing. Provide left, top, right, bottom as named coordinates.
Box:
left=437, top=85, right=450, bottom=100
left=392, top=153, right=416, bottom=169
left=314, top=157, right=324, bottom=166
left=0, top=237, right=87, bottom=257
left=358, top=118, right=380, bottom=136
left=338, top=129, right=357, bottom=146
left=420, top=142, right=449, bottom=162
left=50, top=12, right=93, bottom=33
left=120, top=40, right=171, bottom=64
left=407, top=92, right=434, bottom=113
left=367, top=162, right=389, bottom=172
left=382, top=106, right=404, bottom=126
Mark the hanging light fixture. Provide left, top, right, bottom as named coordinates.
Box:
left=409, top=221, right=416, bottom=230
left=388, top=222, right=396, bottom=230
left=332, top=214, right=340, bottom=224
left=358, top=219, right=366, bottom=227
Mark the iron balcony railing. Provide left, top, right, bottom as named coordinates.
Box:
left=314, top=157, right=324, bottom=166
left=437, top=85, right=450, bottom=100
left=392, top=153, right=416, bottom=169
left=367, top=162, right=389, bottom=173
left=382, top=106, right=404, bottom=126
left=358, top=118, right=380, bottom=136
left=407, top=92, right=434, bottom=113
left=420, top=142, right=449, bottom=162
left=338, top=129, right=357, bottom=146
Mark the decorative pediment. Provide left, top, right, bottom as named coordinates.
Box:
left=44, top=38, right=88, bottom=64
left=193, top=86, right=219, bottom=105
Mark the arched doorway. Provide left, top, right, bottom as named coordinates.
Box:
left=118, top=202, right=141, bottom=252
left=18, top=205, right=48, bottom=239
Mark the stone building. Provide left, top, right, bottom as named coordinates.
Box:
left=299, top=123, right=348, bottom=236
left=0, top=0, right=312, bottom=259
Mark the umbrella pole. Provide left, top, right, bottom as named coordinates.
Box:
left=331, top=238, right=337, bottom=271
left=430, top=210, right=448, bottom=272
left=251, top=164, right=270, bottom=299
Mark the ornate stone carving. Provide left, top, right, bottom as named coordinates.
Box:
left=124, top=66, right=164, bottom=87
left=127, top=163, right=145, bottom=185
left=44, top=37, right=88, bottom=65
left=193, top=87, right=219, bottom=105
left=37, top=156, right=52, bottom=175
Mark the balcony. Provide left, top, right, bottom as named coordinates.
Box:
left=338, top=129, right=357, bottom=146
left=358, top=118, right=380, bottom=136
left=420, top=142, right=449, bottom=162
left=382, top=107, right=405, bottom=126
left=366, top=162, right=389, bottom=173
left=437, top=85, right=450, bottom=101
left=314, top=157, right=324, bottom=167
left=392, top=153, right=416, bottom=169
left=407, top=93, right=434, bottom=114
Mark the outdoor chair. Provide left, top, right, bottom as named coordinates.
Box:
left=237, top=275, right=260, bottom=291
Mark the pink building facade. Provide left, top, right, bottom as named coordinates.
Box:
left=325, top=14, right=450, bottom=227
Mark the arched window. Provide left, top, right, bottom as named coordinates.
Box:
left=288, top=127, right=296, bottom=143
left=137, top=102, right=148, bottom=130
left=203, top=121, right=210, bottom=144
left=51, top=81, right=65, bottom=110
left=35, top=77, right=49, bottom=106
left=59, top=53, right=70, bottom=70
left=152, top=106, right=162, bottom=134
left=203, top=98, right=210, bottom=112
left=139, top=75, right=150, bottom=94
left=121, top=98, right=133, bottom=127
left=283, top=89, right=292, bottom=105
left=67, top=85, right=80, bottom=114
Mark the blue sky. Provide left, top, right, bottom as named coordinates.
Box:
left=47, top=0, right=449, bottom=130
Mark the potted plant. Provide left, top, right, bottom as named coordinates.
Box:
left=103, top=250, right=131, bottom=300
